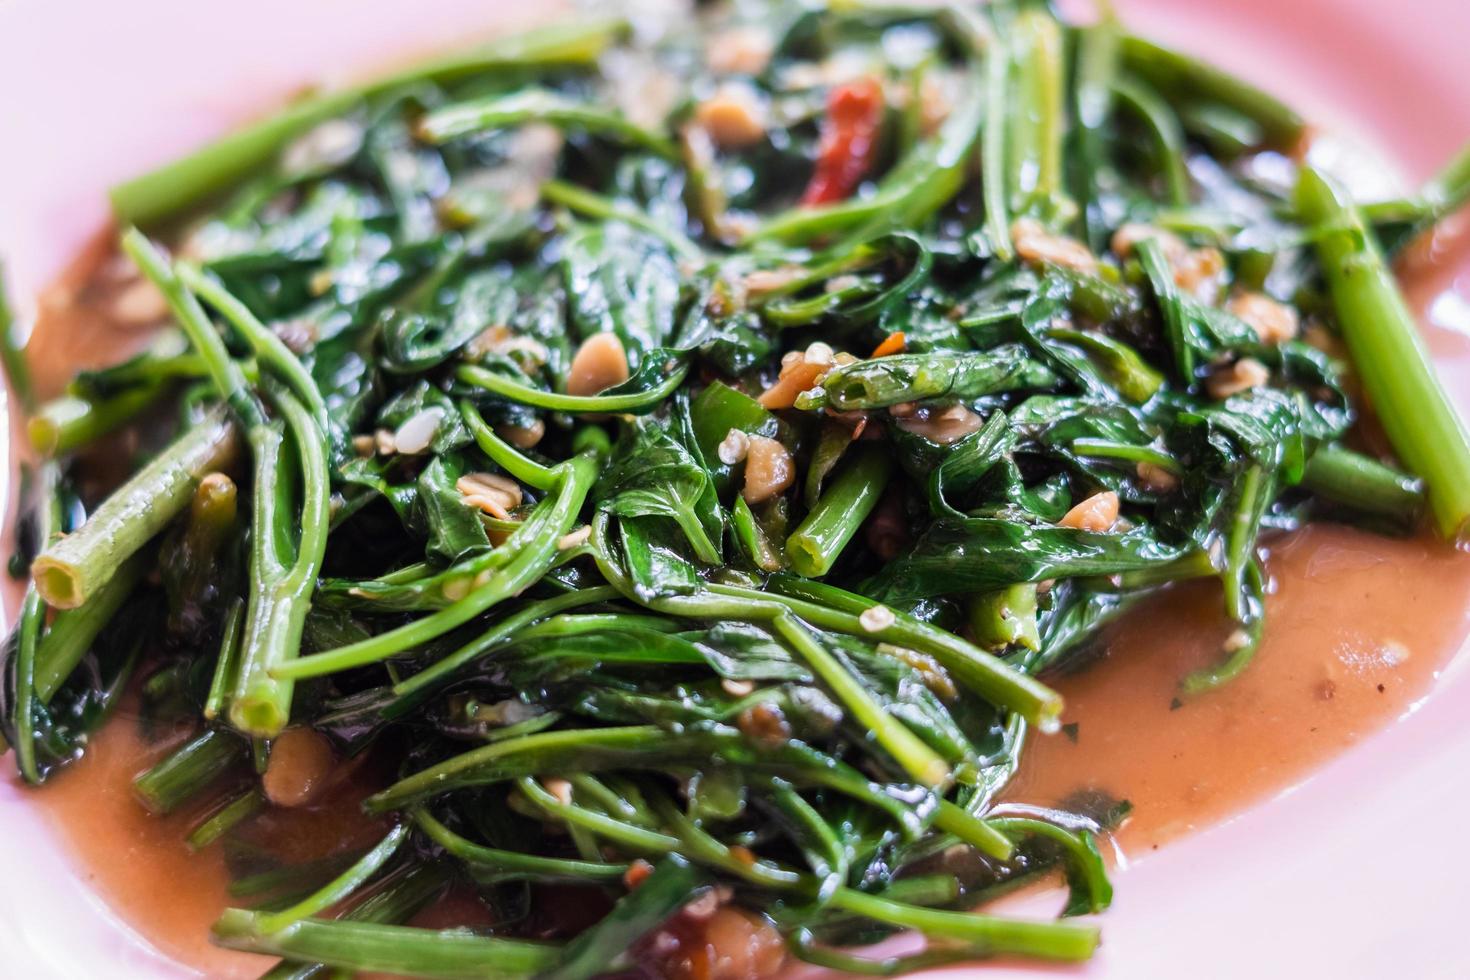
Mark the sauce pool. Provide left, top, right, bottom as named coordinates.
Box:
left=1010, top=523, right=1470, bottom=854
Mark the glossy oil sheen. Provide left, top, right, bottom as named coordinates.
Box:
left=1, top=1, right=1469, bottom=978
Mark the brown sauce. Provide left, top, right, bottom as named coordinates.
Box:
left=30, top=710, right=263, bottom=978
left=16, top=205, right=1470, bottom=978
left=31, top=697, right=391, bottom=978
left=1009, top=523, right=1470, bottom=853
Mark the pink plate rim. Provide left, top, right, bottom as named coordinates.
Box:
left=1, top=1, right=1469, bottom=978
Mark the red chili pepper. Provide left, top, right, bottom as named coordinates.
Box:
left=800, top=76, right=885, bottom=207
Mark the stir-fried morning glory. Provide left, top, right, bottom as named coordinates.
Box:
left=4, top=0, right=1469, bottom=976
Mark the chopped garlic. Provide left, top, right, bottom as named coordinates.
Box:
left=718, top=428, right=751, bottom=465
left=859, top=604, right=896, bottom=632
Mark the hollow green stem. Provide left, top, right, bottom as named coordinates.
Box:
left=1182, top=562, right=1266, bottom=695
left=33, top=553, right=147, bottom=703
left=757, top=574, right=1064, bottom=732
left=12, top=588, right=45, bottom=784
left=933, top=800, right=1014, bottom=861
left=982, top=38, right=1013, bottom=259
left=785, top=446, right=892, bottom=577
left=413, top=808, right=627, bottom=884
left=259, top=864, right=452, bottom=980
left=1297, top=166, right=1470, bottom=540
left=393, top=587, right=619, bottom=699
left=33, top=409, right=237, bottom=608
left=967, top=584, right=1041, bottom=653
left=1072, top=9, right=1121, bottom=250
left=421, top=89, right=677, bottom=158
left=0, top=261, right=33, bottom=411
left=827, top=889, right=1099, bottom=962
left=1221, top=465, right=1268, bottom=623
left=203, top=598, right=246, bottom=721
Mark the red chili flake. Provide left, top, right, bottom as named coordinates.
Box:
left=800, top=77, right=885, bottom=207
left=623, top=858, right=656, bottom=890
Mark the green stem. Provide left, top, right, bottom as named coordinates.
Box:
left=827, top=889, right=1099, bottom=962
left=785, top=446, right=892, bottom=577
left=1119, top=35, right=1305, bottom=149
left=110, top=18, right=629, bottom=226
left=758, top=573, right=1064, bottom=732
left=133, top=729, right=246, bottom=814
left=517, top=775, right=683, bottom=855
left=12, top=589, right=46, bottom=784
left=1007, top=9, right=1069, bottom=223
left=1072, top=8, right=1121, bottom=250
left=203, top=597, right=246, bottom=721
left=121, top=228, right=266, bottom=430
left=393, top=587, right=619, bottom=699
left=459, top=401, right=557, bottom=491
left=179, top=264, right=328, bottom=428
left=32, top=409, right=237, bottom=608
left=276, top=454, right=596, bottom=679
left=541, top=180, right=702, bottom=262
left=1221, top=464, right=1268, bottom=623
left=187, top=788, right=264, bottom=851
left=1181, top=562, right=1266, bottom=695
left=0, top=260, right=34, bottom=412
left=28, top=386, right=169, bottom=456
left=1301, top=445, right=1424, bottom=522
left=229, top=391, right=331, bottom=737
left=1296, top=166, right=1470, bottom=540
left=413, top=808, right=627, bottom=884
left=259, top=864, right=451, bottom=980
left=456, top=362, right=686, bottom=415
left=967, top=583, right=1041, bottom=653
left=771, top=612, right=952, bottom=788
left=212, top=909, right=561, bottom=979
left=33, top=553, right=147, bottom=703
left=598, top=524, right=1064, bottom=731
left=981, top=39, right=1012, bottom=259
left=254, top=824, right=410, bottom=934
left=419, top=89, right=678, bottom=159
left=933, top=800, right=1014, bottom=861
